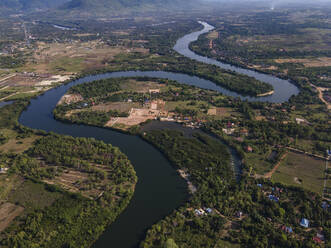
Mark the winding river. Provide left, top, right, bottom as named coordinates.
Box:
left=18, top=21, right=299, bottom=247
left=174, top=21, right=299, bottom=102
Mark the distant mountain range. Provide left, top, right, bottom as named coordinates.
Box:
left=0, top=0, right=196, bottom=16
left=0, top=0, right=69, bottom=12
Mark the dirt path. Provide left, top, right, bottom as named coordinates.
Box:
left=264, top=152, right=288, bottom=179
left=0, top=74, right=16, bottom=84
left=323, top=160, right=329, bottom=200
left=311, top=84, right=331, bottom=110
left=0, top=93, right=17, bottom=101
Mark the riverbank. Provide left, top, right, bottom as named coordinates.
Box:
left=257, top=90, right=274, bottom=97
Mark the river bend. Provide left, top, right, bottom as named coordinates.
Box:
left=19, top=21, right=299, bottom=247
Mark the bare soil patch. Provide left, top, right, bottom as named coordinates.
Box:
left=43, top=170, right=100, bottom=199
left=207, top=107, right=232, bottom=117
left=0, top=202, right=24, bottom=232
left=58, top=93, right=84, bottom=105
left=105, top=100, right=165, bottom=128
left=107, top=108, right=160, bottom=127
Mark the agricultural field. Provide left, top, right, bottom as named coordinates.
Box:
left=272, top=152, right=326, bottom=194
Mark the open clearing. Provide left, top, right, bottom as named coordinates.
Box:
left=107, top=108, right=160, bottom=127
left=92, top=102, right=140, bottom=112
left=207, top=107, right=232, bottom=117
left=0, top=135, right=39, bottom=153
left=207, top=31, right=219, bottom=40
left=58, top=93, right=84, bottom=105
left=120, top=79, right=164, bottom=93
left=25, top=40, right=149, bottom=74
left=272, top=152, right=326, bottom=194
left=8, top=180, right=62, bottom=212
left=106, top=100, right=166, bottom=128
left=43, top=169, right=101, bottom=199
left=275, top=57, right=331, bottom=68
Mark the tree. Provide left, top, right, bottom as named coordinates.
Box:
left=164, top=239, right=179, bottom=248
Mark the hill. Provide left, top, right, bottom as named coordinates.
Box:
left=60, top=0, right=195, bottom=16
left=0, top=0, right=69, bottom=14
left=0, top=0, right=196, bottom=16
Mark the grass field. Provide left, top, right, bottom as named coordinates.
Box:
left=246, top=153, right=274, bottom=175
left=0, top=129, right=39, bottom=153
left=0, top=175, right=24, bottom=201
left=8, top=180, right=63, bottom=213
left=272, top=152, right=326, bottom=194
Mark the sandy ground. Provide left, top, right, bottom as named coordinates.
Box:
left=58, top=93, right=83, bottom=105
left=178, top=169, right=197, bottom=194
left=0, top=202, right=24, bottom=232
left=105, top=100, right=165, bottom=127
left=106, top=108, right=159, bottom=127
left=36, top=75, right=71, bottom=86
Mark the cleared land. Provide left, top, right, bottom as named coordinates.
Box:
left=275, top=57, right=331, bottom=68
left=272, top=152, right=326, bottom=194
left=25, top=40, right=148, bottom=74
left=207, top=107, right=232, bottom=117
left=0, top=203, right=24, bottom=232
left=0, top=129, right=39, bottom=153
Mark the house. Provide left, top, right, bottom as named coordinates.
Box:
left=234, top=137, right=244, bottom=142
left=151, top=101, right=158, bottom=110
left=236, top=211, right=243, bottom=218
left=222, top=128, right=234, bottom=135
left=281, top=225, right=293, bottom=233
left=240, top=128, right=249, bottom=136
left=205, top=208, right=213, bottom=214
left=149, top=89, right=160, bottom=94
left=194, top=209, right=205, bottom=216
left=295, top=118, right=308, bottom=125
left=268, top=195, right=279, bottom=202
left=246, top=146, right=253, bottom=152
left=322, top=201, right=329, bottom=210
left=312, top=237, right=322, bottom=244
left=0, top=167, right=8, bottom=173
left=300, top=218, right=309, bottom=228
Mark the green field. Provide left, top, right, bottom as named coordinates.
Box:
left=7, top=180, right=63, bottom=213
left=245, top=152, right=274, bottom=175
left=272, top=152, right=326, bottom=194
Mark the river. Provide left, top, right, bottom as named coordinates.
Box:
left=174, top=21, right=299, bottom=102
left=18, top=21, right=299, bottom=247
